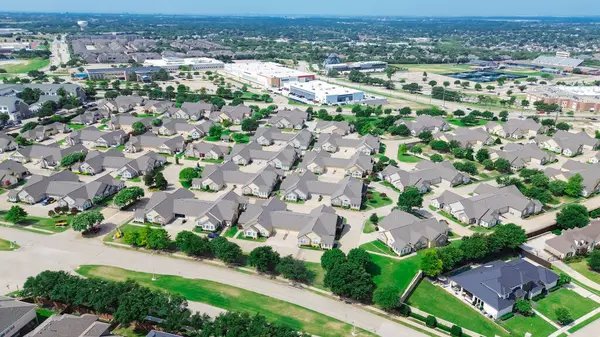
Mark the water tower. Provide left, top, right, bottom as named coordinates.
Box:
left=77, top=20, right=89, bottom=31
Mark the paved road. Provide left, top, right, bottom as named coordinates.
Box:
left=0, top=227, right=427, bottom=337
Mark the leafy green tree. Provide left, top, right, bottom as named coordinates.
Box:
left=369, top=213, right=379, bottom=226
left=556, top=204, right=589, bottom=230
left=131, top=121, right=146, bottom=135
left=324, top=262, right=375, bottom=302
left=373, top=286, right=400, bottom=311
left=347, top=248, right=371, bottom=270
left=420, top=250, right=443, bottom=277
left=146, top=228, right=171, bottom=250
left=461, top=233, right=489, bottom=260
left=549, top=180, right=568, bottom=196
left=438, top=245, right=464, bottom=272
left=275, top=255, right=316, bottom=284
left=565, top=174, right=583, bottom=197
left=491, top=223, right=527, bottom=249
left=556, top=307, right=573, bottom=325
left=114, top=187, right=144, bottom=208
left=71, top=210, right=104, bottom=232
left=175, top=231, right=211, bottom=256
left=154, top=172, right=168, bottom=190
left=209, top=125, right=223, bottom=138
left=179, top=168, right=199, bottom=184
left=151, top=119, right=162, bottom=127
left=248, top=246, right=281, bottom=273
left=60, top=151, right=86, bottom=167
left=494, top=158, right=512, bottom=173
left=211, top=237, right=243, bottom=265
left=556, top=122, right=571, bottom=131
left=476, top=148, right=489, bottom=163
left=321, top=248, right=346, bottom=271
left=418, top=131, right=433, bottom=143
left=430, top=154, right=444, bottom=163
left=397, top=186, right=423, bottom=212
left=430, top=140, right=449, bottom=152
left=515, top=299, right=532, bottom=316
left=5, top=205, right=27, bottom=223
left=241, top=118, right=259, bottom=132
left=588, top=250, right=600, bottom=271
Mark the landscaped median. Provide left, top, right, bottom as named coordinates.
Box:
left=76, top=265, right=377, bottom=337
left=0, top=238, right=19, bottom=251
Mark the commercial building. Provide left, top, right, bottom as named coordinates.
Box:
left=143, top=56, right=224, bottom=71
left=85, top=67, right=162, bottom=81
left=224, top=61, right=315, bottom=88
left=324, top=61, right=388, bottom=72
left=288, top=80, right=364, bottom=104
left=527, top=86, right=600, bottom=113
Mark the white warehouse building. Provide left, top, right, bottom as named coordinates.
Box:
left=288, top=80, right=365, bottom=104
left=144, top=57, right=225, bottom=71
left=224, top=61, right=315, bottom=88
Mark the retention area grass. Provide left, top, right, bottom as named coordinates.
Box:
left=446, top=119, right=489, bottom=127
left=566, top=260, right=600, bottom=286
left=368, top=253, right=421, bottom=294
left=535, top=288, right=599, bottom=323
left=0, top=238, right=19, bottom=251
left=0, top=58, right=50, bottom=73
left=391, top=63, right=472, bottom=75
left=499, top=313, right=557, bottom=337
left=75, top=265, right=376, bottom=337
left=407, top=281, right=508, bottom=337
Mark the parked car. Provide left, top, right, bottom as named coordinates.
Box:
left=41, top=197, right=50, bottom=205
left=207, top=233, right=219, bottom=239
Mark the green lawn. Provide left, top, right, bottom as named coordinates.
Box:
left=110, top=327, right=147, bottom=337
left=0, top=211, right=72, bottom=233
left=363, top=216, right=383, bottom=234
left=566, top=260, right=600, bottom=286
left=535, top=288, right=599, bottom=323
left=232, top=133, right=250, bottom=144
left=569, top=311, right=600, bottom=333
left=407, top=281, right=509, bottom=337
left=98, top=125, right=108, bottom=130
left=115, top=145, right=125, bottom=151
left=36, top=308, right=56, bottom=323
left=368, top=253, right=421, bottom=295
left=0, top=58, right=50, bottom=73
left=75, top=265, right=376, bottom=337
left=304, top=262, right=327, bottom=290
left=397, top=153, right=422, bottom=163
left=202, top=158, right=224, bottom=164
left=391, top=63, right=472, bottom=75
left=0, top=238, right=18, bottom=251
left=56, top=139, right=66, bottom=145
left=359, top=240, right=397, bottom=256
left=365, top=191, right=393, bottom=209
left=67, top=123, right=86, bottom=130
left=446, top=119, right=489, bottom=127
left=499, top=313, right=557, bottom=337
left=130, top=177, right=141, bottom=183
left=223, top=226, right=239, bottom=238
left=379, top=181, right=401, bottom=192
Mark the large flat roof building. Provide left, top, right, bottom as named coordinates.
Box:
left=224, top=61, right=315, bottom=88
left=324, top=60, right=388, bottom=72
left=288, top=80, right=364, bottom=104
left=527, top=86, right=600, bottom=113
left=143, top=57, right=224, bottom=71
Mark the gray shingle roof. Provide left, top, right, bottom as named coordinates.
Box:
left=27, top=314, right=110, bottom=337
left=0, top=296, right=36, bottom=334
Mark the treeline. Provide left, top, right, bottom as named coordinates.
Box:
left=22, top=271, right=311, bottom=337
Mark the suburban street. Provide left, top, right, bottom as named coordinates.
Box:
left=0, top=226, right=427, bottom=337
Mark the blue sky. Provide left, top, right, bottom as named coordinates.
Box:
left=2, top=0, right=600, bottom=16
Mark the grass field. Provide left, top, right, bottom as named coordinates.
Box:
left=446, top=119, right=489, bottom=127
left=535, top=288, right=599, bottom=323
left=566, top=260, right=600, bottom=286
left=368, top=252, right=421, bottom=294
left=407, top=281, right=508, bottom=337
left=0, top=211, right=72, bottom=233
left=0, top=238, right=18, bottom=250
left=499, top=313, right=556, bottom=337
left=397, top=153, right=422, bottom=163
left=391, top=63, right=472, bottom=75
left=76, top=265, right=376, bottom=337
left=0, top=58, right=50, bottom=73
left=67, top=123, right=86, bottom=130
left=364, top=191, right=393, bottom=209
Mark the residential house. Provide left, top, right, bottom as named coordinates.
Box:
left=252, top=127, right=313, bottom=150
left=70, top=110, right=102, bottom=125
left=210, top=105, right=253, bottom=124
left=314, top=133, right=380, bottom=155
left=115, top=152, right=167, bottom=179
left=143, top=100, right=174, bottom=114
left=7, top=171, right=123, bottom=210
left=490, top=143, right=555, bottom=170
left=185, top=142, right=229, bottom=160
left=66, top=126, right=128, bottom=148
left=378, top=160, right=469, bottom=192
left=313, top=121, right=353, bottom=135
left=21, top=122, right=70, bottom=142
left=534, top=130, right=599, bottom=157
left=377, top=210, right=449, bottom=256
left=299, top=151, right=373, bottom=178
left=330, top=176, right=367, bottom=210
left=450, top=259, right=558, bottom=319
left=113, top=95, right=145, bottom=112
left=165, top=102, right=215, bottom=120
left=134, top=189, right=245, bottom=231
left=229, top=141, right=299, bottom=170
left=0, top=83, right=86, bottom=101
left=125, top=134, right=185, bottom=155
left=0, top=97, right=29, bottom=121
left=156, top=119, right=213, bottom=139
left=0, top=160, right=28, bottom=187
left=0, top=133, right=18, bottom=153
left=544, top=160, right=600, bottom=197
left=545, top=221, right=600, bottom=259
left=268, top=108, right=310, bottom=129
left=9, top=144, right=88, bottom=169
left=0, top=296, right=37, bottom=337
left=72, top=150, right=130, bottom=175
left=108, top=114, right=153, bottom=132
left=238, top=199, right=341, bottom=249
left=435, top=127, right=494, bottom=149
left=435, top=184, right=543, bottom=227
left=485, top=119, right=544, bottom=139
left=26, top=314, right=111, bottom=337
left=280, top=171, right=366, bottom=209
left=193, top=161, right=280, bottom=198
left=394, top=115, right=450, bottom=136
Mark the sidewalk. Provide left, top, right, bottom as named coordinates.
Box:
left=548, top=307, right=600, bottom=337
left=553, top=260, right=600, bottom=291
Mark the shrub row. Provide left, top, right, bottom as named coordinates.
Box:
left=500, top=312, right=514, bottom=321
left=408, top=311, right=463, bottom=336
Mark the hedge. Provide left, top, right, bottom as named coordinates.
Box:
left=410, top=312, right=427, bottom=321
left=548, top=285, right=561, bottom=292
left=426, top=315, right=437, bottom=328
left=500, top=312, right=514, bottom=321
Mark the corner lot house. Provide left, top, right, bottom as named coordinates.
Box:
left=534, top=130, right=599, bottom=157
left=193, top=161, right=280, bottom=198
left=433, top=184, right=542, bottom=227
left=394, top=115, right=450, bottom=136
left=268, top=108, right=310, bottom=129
left=0, top=160, right=28, bottom=187
left=280, top=172, right=366, bottom=209
left=545, top=221, right=600, bottom=259
left=21, top=122, right=70, bottom=142
left=0, top=133, right=18, bottom=153
left=115, top=152, right=167, bottom=179
left=156, top=118, right=213, bottom=139
left=490, top=143, right=555, bottom=170
left=545, top=160, right=600, bottom=197
left=108, top=114, right=153, bottom=132
left=377, top=210, right=449, bottom=256
left=209, top=105, right=253, bottom=124
left=299, top=151, right=373, bottom=178
left=378, top=160, right=469, bottom=192
left=435, top=127, right=494, bottom=149
left=165, top=102, right=215, bottom=120
left=313, top=121, right=353, bottom=135
left=125, top=134, right=185, bottom=155
left=229, top=141, right=299, bottom=170
left=185, top=142, right=230, bottom=160
left=450, top=259, right=558, bottom=319
left=314, top=133, right=380, bottom=155
left=485, top=119, right=544, bottom=139
left=66, top=126, right=128, bottom=148
left=9, top=144, right=88, bottom=169
left=72, top=150, right=130, bottom=175
left=0, top=96, right=30, bottom=121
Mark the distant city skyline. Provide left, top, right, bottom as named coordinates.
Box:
left=2, top=0, right=600, bottom=17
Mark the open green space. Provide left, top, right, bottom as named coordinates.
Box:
left=446, top=119, right=489, bottom=127
left=0, top=58, right=50, bottom=73
left=67, top=123, right=86, bottom=130
left=359, top=240, right=397, bottom=256
left=407, top=281, right=509, bottom=337
left=535, top=288, right=599, bottom=323
left=223, top=226, right=239, bottom=238
left=362, top=216, right=383, bottom=234
left=391, top=63, right=472, bottom=74
left=0, top=211, right=72, bottom=233
left=499, top=313, right=556, bottom=337
left=368, top=252, right=420, bottom=294
left=365, top=191, right=393, bottom=209
left=0, top=238, right=19, bottom=251
left=566, top=260, right=600, bottom=286
left=76, top=265, right=376, bottom=337
left=304, top=261, right=327, bottom=290
left=569, top=311, right=600, bottom=333
left=397, top=153, right=422, bottom=163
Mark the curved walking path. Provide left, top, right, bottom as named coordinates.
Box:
left=0, top=226, right=428, bottom=337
